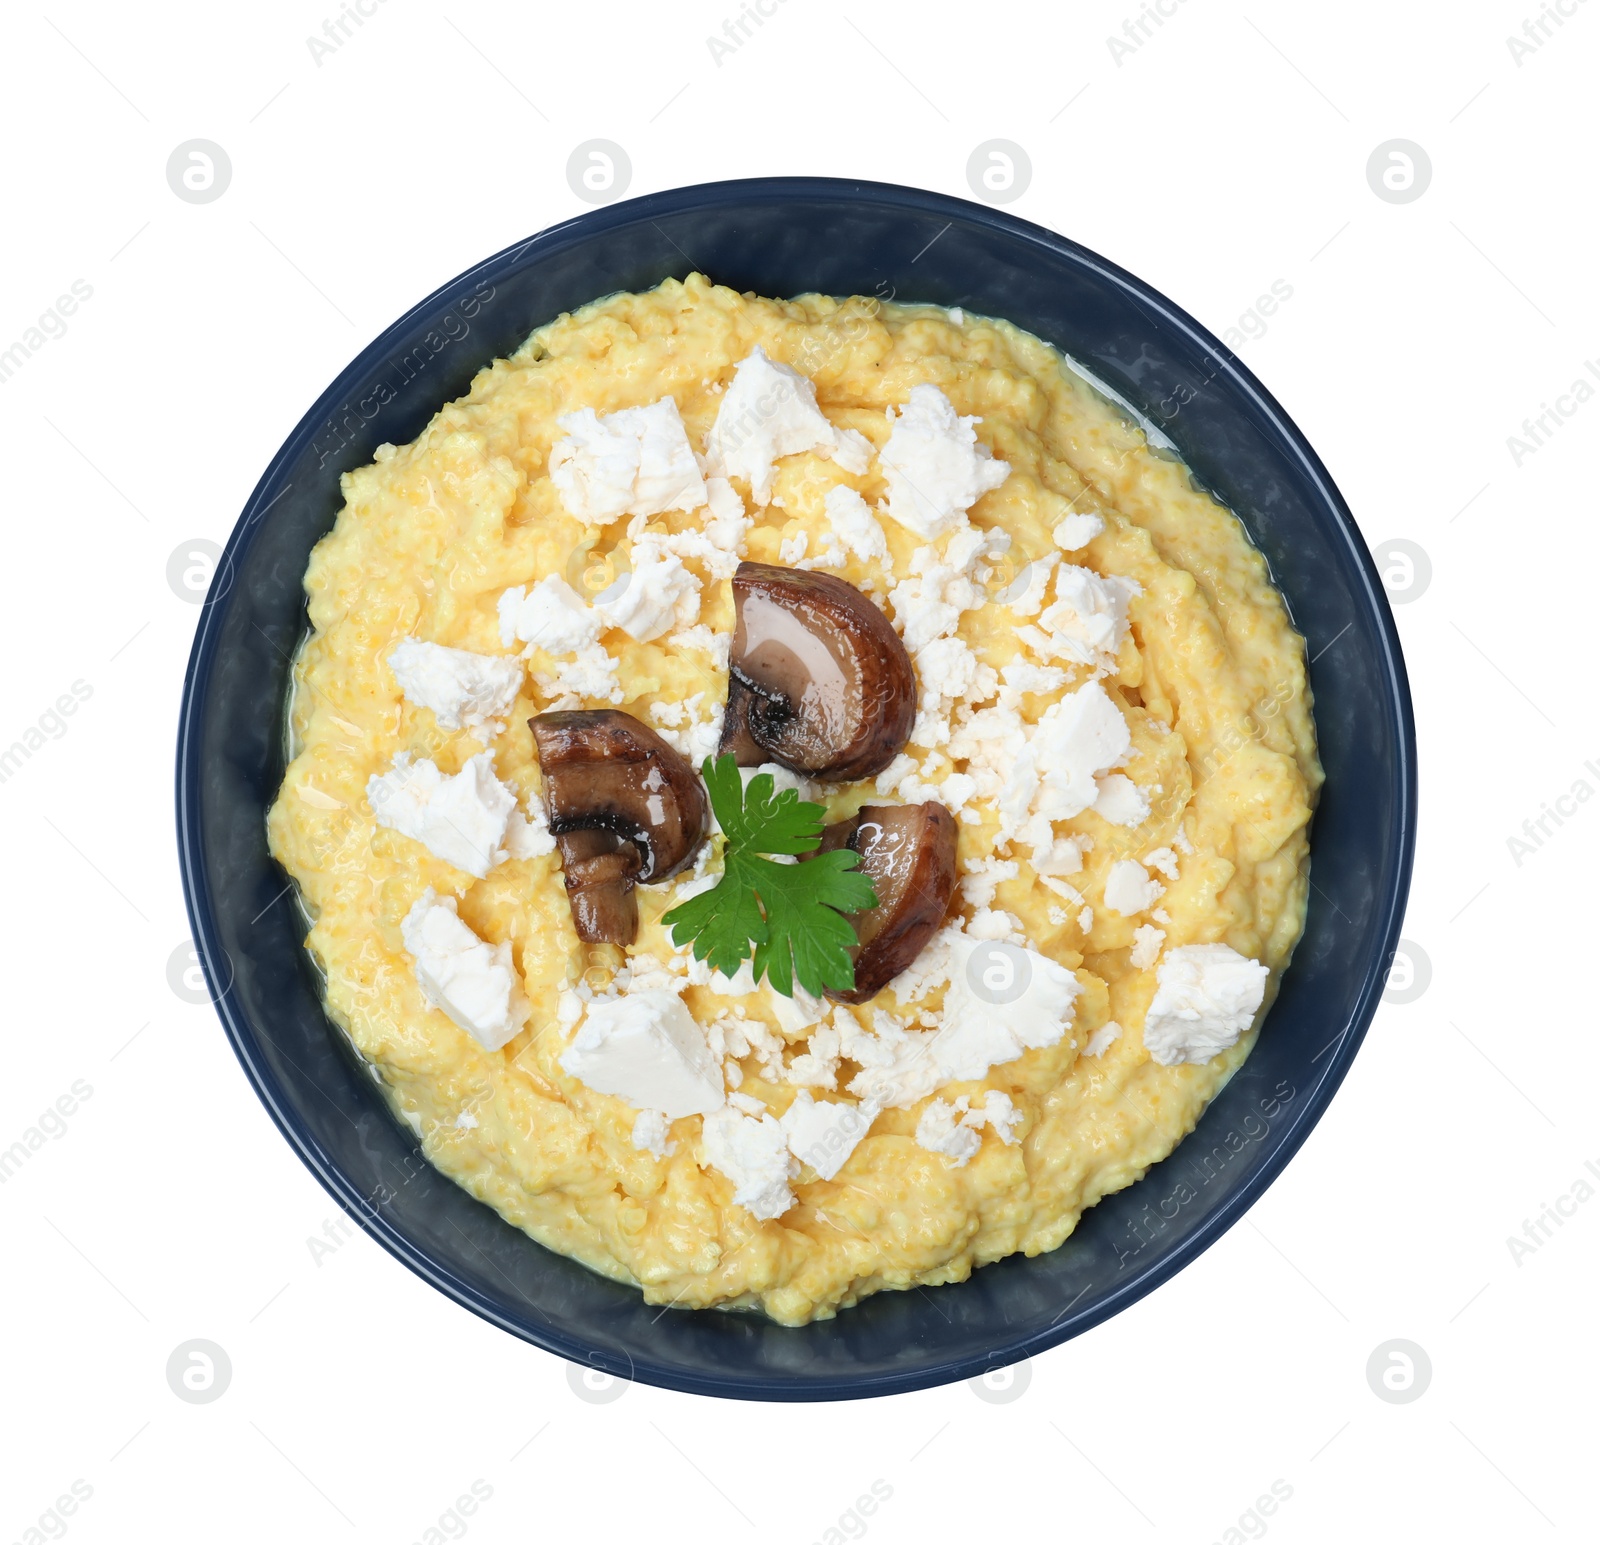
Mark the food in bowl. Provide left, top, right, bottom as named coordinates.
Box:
left=267, top=274, right=1320, bottom=1325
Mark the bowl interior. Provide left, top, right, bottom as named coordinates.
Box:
left=177, top=179, right=1413, bottom=1400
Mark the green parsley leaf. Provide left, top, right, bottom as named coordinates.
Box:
left=663, top=755, right=878, bottom=998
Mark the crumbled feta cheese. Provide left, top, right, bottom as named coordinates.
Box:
left=1052, top=512, right=1105, bottom=551
left=830, top=427, right=876, bottom=475
left=1143, top=846, right=1180, bottom=881
left=498, top=576, right=601, bottom=654
left=914, top=1091, right=1023, bottom=1166
left=648, top=692, right=722, bottom=766
left=778, top=531, right=809, bottom=564
left=1129, top=924, right=1166, bottom=969
left=878, top=384, right=1010, bottom=539
left=454, top=1110, right=479, bottom=1130
left=971, top=1090, right=1023, bottom=1144
left=548, top=397, right=707, bottom=522
left=1094, top=773, right=1150, bottom=827
left=1048, top=904, right=1068, bottom=926
left=1078, top=905, right=1094, bottom=934
left=559, top=991, right=725, bottom=1119
left=1024, top=564, right=1141, bottom=669
left=668, top=623, right=732, bottom=670
left=784, top=1024, right=841, bottom=1088
left=1084, top=1020, right=1122, bottom=1057
left=400, top=889, right=530, bottom=1052
left=631, top=1109, right=677, bottom=1159
left=700, top=1104, right=798, bottom=1218
left=1142, top=944, right=1269, bottom=1066
left=961, top=857, right=1019, bottom=909
left=998, top=679, right=1131, bottom=847
left=533, top=644, right=621, bottom=706
left=368, top=750, right=518, bottom=878
left=593, top=546, right=699, bottom=642
left=1032, top=833, right=1088, bottom=878
left=739, top=762, right=821, bottom=804
left=930, top=935, right=1080, bottom=1082
left=727, top=1090, right=768, bottom=1116
left=911, top=635, right=994, bottom=750
left=703, top=347, right=858, bottom=505
left=844, top=933, right=1078, bottom=1109
left=1105, top=859, right=1164, bottom=916
left=780, top=1090, right=877, bottom=1179
left=1152, top=907, right=1171, bottom=925
left=915, top=1099, right=981, bottom=1165
left=388, top=639, right=522, bottom=734
left=823, top=484, right=890, bottom=564
left=768, top=981, right=828, bottom=1037
left=1000, top=554, right=1059, bottom=617
left=967, top=907, right=1027, bottom=944
left=1174, top=826, right=1195, bottom=855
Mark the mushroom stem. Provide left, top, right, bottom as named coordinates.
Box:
left=530, top=710, right=708, bottom=947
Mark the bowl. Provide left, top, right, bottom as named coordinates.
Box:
left=176, top=177, right=1415, bottom=1401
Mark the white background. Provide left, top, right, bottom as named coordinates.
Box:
left=1, top=1, right=1593, bottom=1540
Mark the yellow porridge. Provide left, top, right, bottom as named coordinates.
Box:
left=267, top=273, right=1319, bottom=1325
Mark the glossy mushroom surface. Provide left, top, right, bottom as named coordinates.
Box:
left=719, top=562, right=915, bottom=782
left=530, top=710, right=708, bottom=945
left=812, top=800, right=958, bottom=1003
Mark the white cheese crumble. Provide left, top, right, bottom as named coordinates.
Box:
left=878, top=384, right=1010, bottom=539
left=840, top=930, right=1079, bottom=1110
left=823, top=484, right=890, bottom=564
left=700, top=1104, right=798, bottom=1219
left=1052, top=512, right=1105, bottom=551
left=997, top=679, right=1132, bottom=859
left=1142, top=944, right=1269, bottom=1066
left=400, top=889, right=530, bottom=1052
left=1093, top=772, right=1150, bottom=827
left=1001, top=554, right=1059, bottom=617
left=559, top=991, right=725, bottom=1119
left=631, top=1109, right=676, bottom=1159
left=498, top=575, right=600, bottom=654
left=780, top=1090, right=878, bottom=1180
left=367, top=750, right=518, bottom=878
left=388, top=639, right=523, bottom=734
left=547, top=396, right=707, bottom=522
left=1021, top=563, right=1141, bottom=670
left=702, top=347, right=860, bottom=505
left=914, top=1091, right=1023, bottom=1167
left=668, top=623, right=732, bottom=670
left=910, top=635, right=994, bottom=750
left=784, top=1024, right=841, bottom=1088
left=594, top=543, right=699, bottom=642
left=1084, top=1020, right=1123, bottom=1057
left=1129, top=924, right=1166, bottom=970
left=648, top=693, right=722, bottom=766
left=1143, top=846, right=1180, bottom=881
left=1105, top=859, right=1164, bottom=916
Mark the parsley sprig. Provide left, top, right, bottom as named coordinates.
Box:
left=664, top=755, right=878, bottom=998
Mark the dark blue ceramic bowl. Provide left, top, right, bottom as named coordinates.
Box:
left=176, top=177, right=1414, bottom=1400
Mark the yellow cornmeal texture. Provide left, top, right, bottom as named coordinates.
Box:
left=267, top=274, right=1321, bottom=1325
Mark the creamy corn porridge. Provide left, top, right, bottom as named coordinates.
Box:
left=267, top=274, right=1319, bottom=1325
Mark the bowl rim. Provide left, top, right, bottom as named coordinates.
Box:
left=176, top=175, right=1416, bottom=1400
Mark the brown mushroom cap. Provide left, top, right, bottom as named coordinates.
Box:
left=719, top=562, right=916, bottom=782
left=811, top=801, right=957, bottom=1003
left=530, top=710, right=708, bottom=945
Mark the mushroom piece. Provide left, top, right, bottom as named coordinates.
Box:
left=809, top=801, right=958, bottom=1004
left=529, top=710, right=708, bottom=946
left=719, top=562, right=916, bottom=782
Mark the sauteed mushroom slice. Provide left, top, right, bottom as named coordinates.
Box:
left=530, top=710, right=708, bottom=946
left=719, top=563, right=916, bottom=782
left=810, top=801, right=958, bottom=1004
